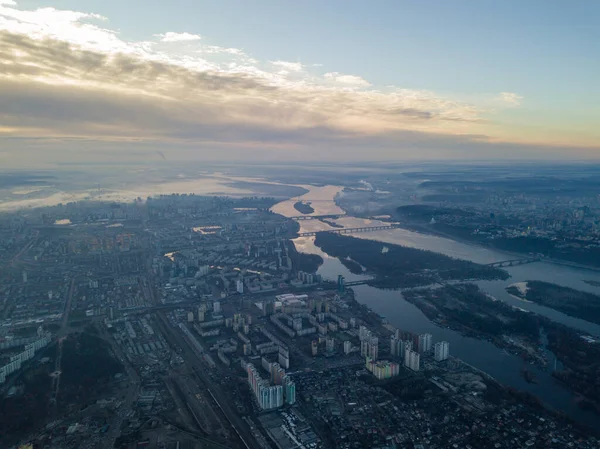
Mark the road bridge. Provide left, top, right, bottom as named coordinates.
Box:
left=485, top=257, right=540, bottom=268
left=345, top=280, right=371, bottom=287
left=298, top=224, right=399, bottom=237
left=290, top=214, right=345, bottom=220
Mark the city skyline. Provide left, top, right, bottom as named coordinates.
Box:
left=1, top=0, right=599, bottom=167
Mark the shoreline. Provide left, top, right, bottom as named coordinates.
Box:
left=378, top=219, right=600, bottom=272
left=342, top=286, right=599, bottom=436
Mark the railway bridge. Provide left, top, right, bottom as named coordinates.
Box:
left=485, top=257, right=540, bottom=268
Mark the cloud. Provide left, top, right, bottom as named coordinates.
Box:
left=156, top=32, right=201, bottom=42
left=324, top=72, right=371, bottom=87
left=201, top=45, right=244, bottom=55
left=270, top=60, right=303, bottom=72
left=0, top=0, right=16, bottom=5
left=498, top=92, right=523, bottom=107
left=0, top=2, right=587, bottom=165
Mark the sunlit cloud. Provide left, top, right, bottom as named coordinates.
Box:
left=498, top=92, right=523, bottom=107
left=324, top=72, right=371, bottom=88
left=156, top=31, right=201, bottom=42
left=270, top=60, right=303, bottom=72
left=1, top=1, right=589, bottom=165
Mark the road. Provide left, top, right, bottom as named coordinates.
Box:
left=155, top=312, right=259, bottom=449
left=8, top=232, right=38, bottom=266
left=59, top=277, right=76, bottom=335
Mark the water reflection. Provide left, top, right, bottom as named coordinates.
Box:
left=274, top=187, right=600, bottom=427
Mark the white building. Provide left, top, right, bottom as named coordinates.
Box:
left=236, top=279, right=244, bottom=294
left=404, top=349, right=420, bottom=372
left=247, top=363, right=284, bottom=410
left=343, top=340, right=352, bottom=354
left=213, top=301, right=221, bottom=314
left=326, top=337, right=335, bottom=353
left=418, top=333, right=432, bottom=353
left=434, top=341, right=450, bottom=361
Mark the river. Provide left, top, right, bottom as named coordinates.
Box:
left=272, top=184, right=600, bottom=428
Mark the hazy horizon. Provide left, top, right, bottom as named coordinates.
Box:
left=1, top=0, right=599, bottom=168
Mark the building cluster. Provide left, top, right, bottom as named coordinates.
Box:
left=294, top=362, right=599, bottom=449
left=0, top=328, right=51, bottom=384
left=245, top=361, right=296, bottom=410
left=2, top=191, right=599, bottom=448
left=359, top=325, right=379, bottom=360
left=365, top=356, right=400, bottom=380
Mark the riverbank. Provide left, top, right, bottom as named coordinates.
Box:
left=342, top=285, right=600, bottom=436
left=401, top=283, right=600, bottom=416
left=271, top=183, right=600, bottom=427
left=389, top=218, right=600, bottom=272
left=402, top=284, right=547, bottom=367
left=314, top=232, right=509, bottom=288
left=507, top=281, right=600, bottom=326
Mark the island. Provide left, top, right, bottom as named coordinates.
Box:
left=403, top=284, right=545, bottom=365
left=293, top=201, right=314, bottom=214
left=319, top=218, right=344, bottom=228
left=314, top=232, right=509, bottom=288
left=506, top=281, right=600, bottom=326
left=402, top=283, right=600, bottom=414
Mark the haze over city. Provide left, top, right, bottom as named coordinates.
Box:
left=2, top=2, right=600, bottom=449
left=1, top=0, right=599, bottom=167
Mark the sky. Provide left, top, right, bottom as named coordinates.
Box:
left=0, top=0, right=599, bottom=167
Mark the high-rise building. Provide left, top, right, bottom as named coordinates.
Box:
left=278, top=346, right=290, bottom=369
left=282, top=375, right=296, bottom=405
left=418, top=333, right=432, bottom=353
left=343, top=340, right=352, bottom=354
left=359, top=325, right=370, bottom=341
left=359, top=327, right=379, bottom=360
left=247, top=363, right=284, bottom=410
left=326, top=337, right=335, bottom=353
left=187, top=311, right=194, bottom=322
left=236, top=279, right=244, bottom=294
left=360, top=339, right=369, bottom=357
left=197, top=307, right=205, bottom=322
left=390, top=336, right=401, bottom=357
left=337, top=275, right=345, bottom=293
left=311, top=340, right=318, bottom=356
left=292, top=318, right=302, bottom=331
left=401, top=340, right=412, bottom=358
left=434, top=341, right=450, bottom=362
left=213, top=301, right=221, bottom=314
left=368, top=339, right=378, bottom=361
left=404, top=349, right=420, bottom=372
left=365, top=357, right=401, bottom=380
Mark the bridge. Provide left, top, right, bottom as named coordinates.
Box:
left=345, top=280, right=371, bottom=287
left=290, top=214, right=345, bottom=220
left=485, top=257, right=540, bottom=268
left=298, top=225, right=399, bottom=237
